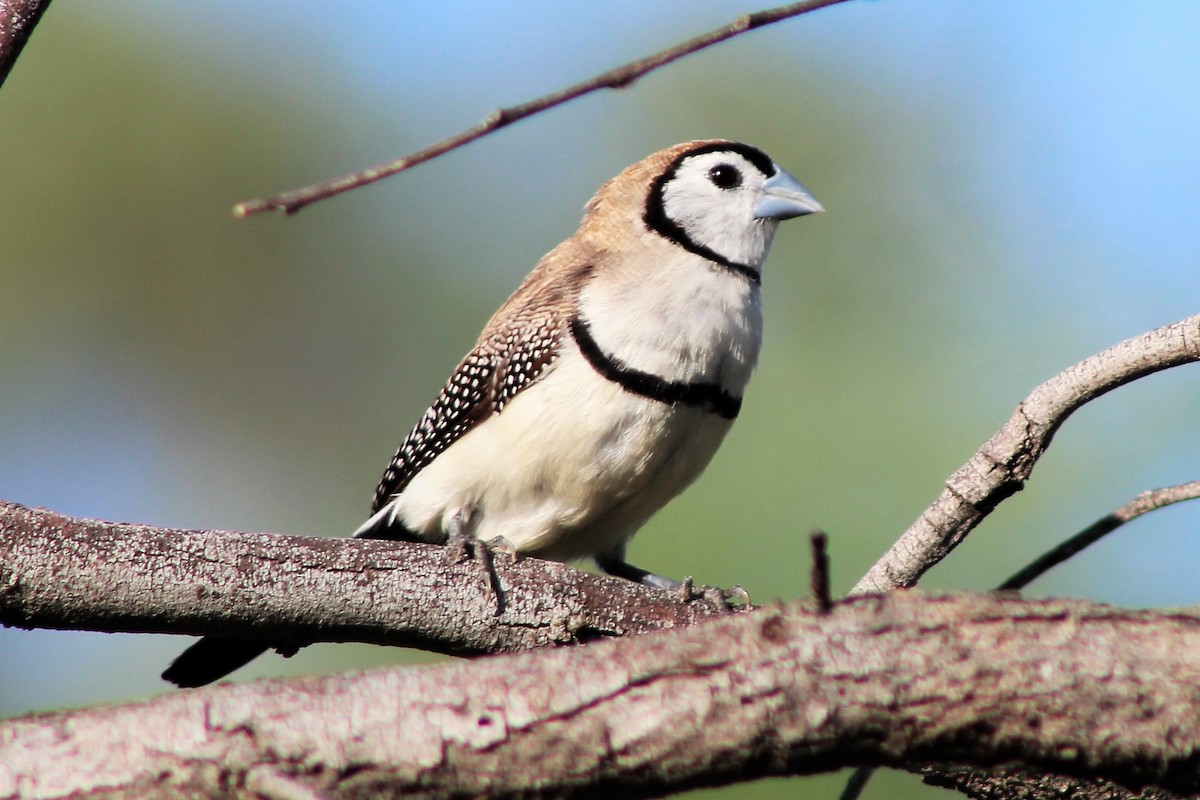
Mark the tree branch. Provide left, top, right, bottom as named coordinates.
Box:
left=0, top=500, right=727, bottom=656
left=0, top=0, right=53, bottom=89
left=853, top=313, right=1200, bottom=595
left=997, top=479, right=1200, bottom=591
left=843, top=319, right=1200, bottom=800
left=6, top=592, right=1200, bottom=798
left=231, top=0, right=853, bottom=217
left=921, top=764, right=1189, bottom=800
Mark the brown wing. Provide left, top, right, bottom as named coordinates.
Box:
left=369, top=307, right=566, bottom=515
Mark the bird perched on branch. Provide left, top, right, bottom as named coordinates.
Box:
left=163, top=140, right=821, bottom=687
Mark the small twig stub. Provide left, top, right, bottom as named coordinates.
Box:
left=810, top=530, right=833, bottom=613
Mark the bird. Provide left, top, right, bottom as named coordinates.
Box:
left=162, top=140, right=822, bottom=687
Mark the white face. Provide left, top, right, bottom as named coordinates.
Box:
left=658, top=150, right=778, bottom=270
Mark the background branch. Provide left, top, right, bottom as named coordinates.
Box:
left=231, top=0, right=852, bottom=217
left=6, top=593, right=1200, bottom=798
left=997, top=479, right=1200, bottom=591
left=853, top=313, right=1200, bottom=595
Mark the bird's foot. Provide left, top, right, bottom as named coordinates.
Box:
left=444, top=528, right=517, bottom=566
left=443, top=520, right=513, bottom=615
left=723, top=583, right=753, bottom=610
left=594, top=555, right=750, bottom=611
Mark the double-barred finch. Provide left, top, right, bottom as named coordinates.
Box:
left=163, top=140, right=822, bottom=687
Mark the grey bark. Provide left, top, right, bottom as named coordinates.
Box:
left=0, top=500, right=728, bottom=656
left=5, top=593, right=1200, bottom=798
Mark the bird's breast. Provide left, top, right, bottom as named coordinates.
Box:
left=390, top=349, right=733, bottom=558
left=576, top=251, right=764, bottom=395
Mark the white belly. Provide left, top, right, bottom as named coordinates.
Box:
left=390, top=350, right=733, bottom=561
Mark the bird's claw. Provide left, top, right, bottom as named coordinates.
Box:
left=445, top=526, right=473, bottom=565
left=724, top=584, right=752, bottom=610
left=485, top=535, right=519, bottom=566
left=677, top=579, right=752, bottom=611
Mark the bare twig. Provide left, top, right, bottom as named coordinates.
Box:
left=0, top=0, right=53, bottom=89
left=998, top=479, right=1200, bottom=591
left=838, top=766, right=874, bottom=800
left=853, top=314, right=1200, bottom=595
left=232, top=0, right=852, bottom=217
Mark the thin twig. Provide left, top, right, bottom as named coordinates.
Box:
left=838, top=766, right=874, bottom=800
left=997, top=479, right=1200, bottom=591
left=232, top=0, right=853, bottom=217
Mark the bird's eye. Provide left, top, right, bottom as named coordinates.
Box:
left=708, top=164, right=742, bottom=190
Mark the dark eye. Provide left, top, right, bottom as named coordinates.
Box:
left=708, top=164, right=742, bottom=190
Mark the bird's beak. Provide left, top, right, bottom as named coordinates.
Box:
left=754, top=168, right=824, bottom=220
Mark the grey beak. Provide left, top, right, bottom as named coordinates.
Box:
left=754, top=167, right=824, bottom=220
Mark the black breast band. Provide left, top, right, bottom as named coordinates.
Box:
left=569, top=316, right=741, bottom=421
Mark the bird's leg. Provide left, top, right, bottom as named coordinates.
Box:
left=444, top=510, right=474, bottom=564
left=594, top=549, right=687, bottom=594
left=443, top=512, right=514, bottom=614
left=595, top=548, right=751, bottom=609
left=477, top=537, right=516, bottom=616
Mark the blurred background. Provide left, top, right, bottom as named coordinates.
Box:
left=1, top=2, right=1197, bottom=796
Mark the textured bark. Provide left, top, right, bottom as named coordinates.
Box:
left=5, top=593, right=1200, bottom=799
left=0, top=501, right=729, bottom=657
left=920, top=764, right=1187, bottom=800
left=855, top=314, right=1200, bottom=594
left=0, top=0, right=52, bottom=89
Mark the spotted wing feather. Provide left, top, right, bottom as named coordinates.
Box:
left=370, top=314, right=563, bottom=514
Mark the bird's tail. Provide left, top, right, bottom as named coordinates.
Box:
left=352, top=500, right=423, bottom=541
left=161, top=637, right=269, bottom=688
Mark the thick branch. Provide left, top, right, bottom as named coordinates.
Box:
left=6, top=593, right=1200, bottom=798
left=854, top=313, right=1200, bottom=594
left=0, top=500, right=726, bottom=656
left=0, top=0, right=52, bottom=90
left=232, top=0, right=852, bottom=216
